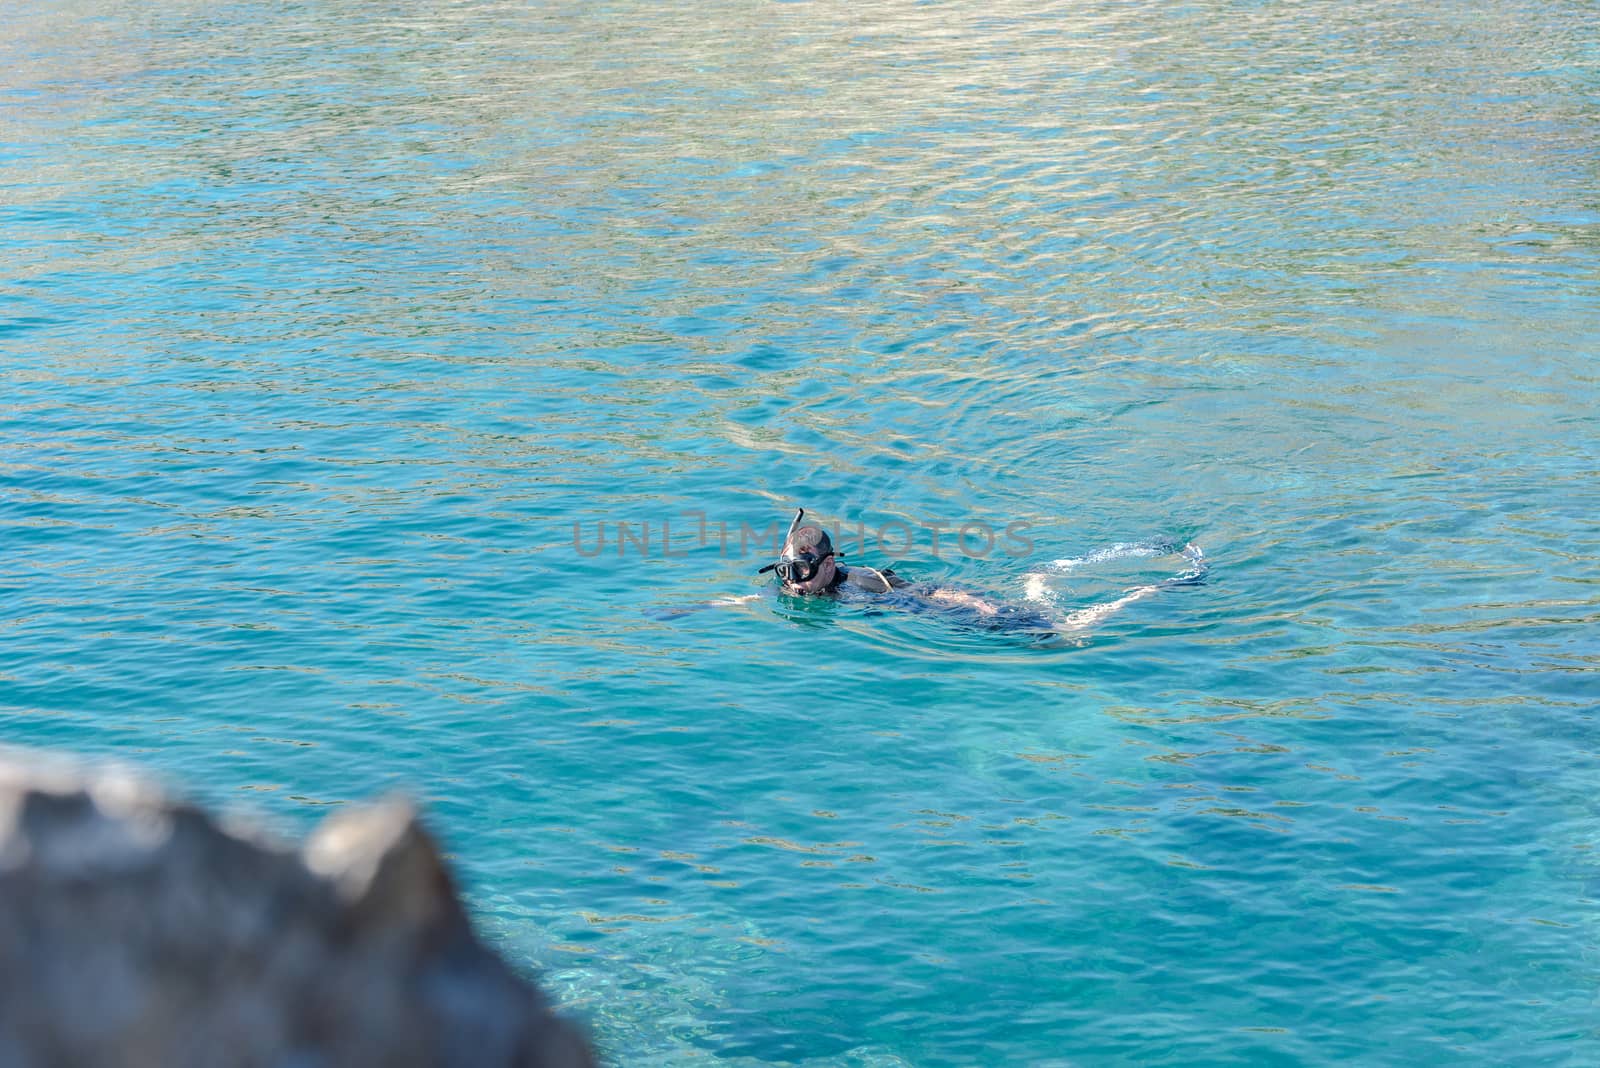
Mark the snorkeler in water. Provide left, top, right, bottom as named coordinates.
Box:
left=748, top=508, right=1177, bottom=639
left=747, top=507, right=1205, bottom=639
left=661, top=508, right=1202, bottom=639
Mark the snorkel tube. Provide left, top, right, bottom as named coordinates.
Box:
left=756, top=508, right=807, bottom=576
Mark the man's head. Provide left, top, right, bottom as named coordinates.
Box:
left=779, top=523, right=838, bottom=593
left=757, top=509, right=839, bottom=594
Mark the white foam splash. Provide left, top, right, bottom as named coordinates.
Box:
left=1029, top=539, right=1208, bottom=635
left=1047, top=541, right=1168, bottom=573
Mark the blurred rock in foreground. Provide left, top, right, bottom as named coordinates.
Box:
left=0, top=748, right=595, bottom=1068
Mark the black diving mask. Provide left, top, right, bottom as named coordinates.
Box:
left=762, top=549, right=835, bottom=585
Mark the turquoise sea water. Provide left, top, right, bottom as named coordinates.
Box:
left=4, top=0, right=1599, bottom=1062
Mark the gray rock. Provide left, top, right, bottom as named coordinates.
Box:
left=0, top=748, right=596, bottom=1068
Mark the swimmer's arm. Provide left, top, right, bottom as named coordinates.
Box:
left=921, top=586, right=1003, bottom=616
left=649, top=593, right=763, bottom=620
